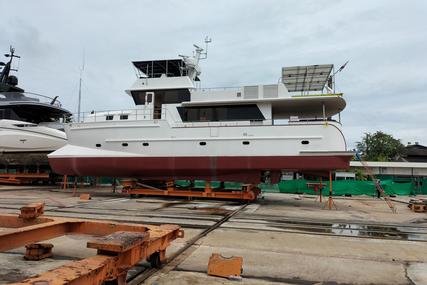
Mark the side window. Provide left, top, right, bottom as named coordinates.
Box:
left=106, top=115, right=114, bottom=120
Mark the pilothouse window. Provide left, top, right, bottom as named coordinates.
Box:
left=177, top=105, right=265, bottom=122
left=131, top=89, right=190, bottom=106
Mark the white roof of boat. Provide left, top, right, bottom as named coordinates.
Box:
left=182, top=94, right=346, bottom=117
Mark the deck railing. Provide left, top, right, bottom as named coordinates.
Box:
left=0, top=91, right=64, bottom=108
left=73, top=108, right=168, bottom=123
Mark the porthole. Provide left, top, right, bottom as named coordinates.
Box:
left=96, top=144, right=102, bottom=147
left=122, top=143, right=128, bottom=147
left=301, top=140, right=309, bottom=145
left=142, top=142, right=149, bottom=146
left=242, top=141, right=250, bottom=145
left=199, top=142, right=207, bottom=146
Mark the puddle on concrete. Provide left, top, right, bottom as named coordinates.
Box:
left=0, top=269, right=29, bottom=284
left=233, top=218, right=427, bottom=241
left=189, top=206, right=232, bottom=215
left=272, top=222, right=427, bottom=241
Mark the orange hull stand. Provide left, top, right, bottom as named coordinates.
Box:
left=207, top=253, right=243, bottom=278
left=0, top=172, right=50, bottom=185
left=24, top=243, right=54, bottom=260
left=123, top=182, right=260, bottom=202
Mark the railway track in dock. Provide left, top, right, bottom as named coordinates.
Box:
left=1, top=192, right=427, bottom=284
left=3, top=196, right=426, bottom=243
left=126, top=203, right=249, bottom=284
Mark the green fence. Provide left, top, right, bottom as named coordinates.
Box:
left=274, top=179, right=416, bottom=196
left=67, top=177, right=427, bottom=196
left=175, top=178, right=426, bottom=196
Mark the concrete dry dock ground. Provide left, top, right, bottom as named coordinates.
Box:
left=0, top=186, right=427, bottom=285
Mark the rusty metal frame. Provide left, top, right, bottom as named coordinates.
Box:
left=0, top=203, right=184, bottom=285
left=123, top=181, right=260, bottom=202
left=0, top=172, right=50, bottom=184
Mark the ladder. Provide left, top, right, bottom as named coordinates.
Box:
left=358, top=159, right=397, bottom=213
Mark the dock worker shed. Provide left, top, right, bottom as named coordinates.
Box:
left=349, top=161, right=427, bottom=177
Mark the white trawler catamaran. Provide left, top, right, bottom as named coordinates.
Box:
left=49, top=40, right=353, bottom=183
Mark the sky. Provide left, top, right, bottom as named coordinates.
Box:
left=1, top=0, right=426, bottom=149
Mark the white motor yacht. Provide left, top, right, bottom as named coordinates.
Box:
left=0, top=47, right=71, bottom=167
left=49, top=41, right=353, bottom=183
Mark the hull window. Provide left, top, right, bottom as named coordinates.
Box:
left=242, top=141, right=250, bottom=145
left=122, top=143, right=128, bottom=147
left=301, top=140, right=310, bottom=145
left=177, top=104, right=265, bottom=122
left=199, top=142, right=207, bottom=146
left=96, top=144, right=102, bottom=147
left=142, top=142, right=149, bottom=146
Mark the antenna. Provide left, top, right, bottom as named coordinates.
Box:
left=4, top=46, right=20, bottom=71
left=77, top=50, right=85, bottom=122
left=327, top=60, right=349, bottom=93
left=1, top=46, right=20, bottom=84
left=333, top=60, right=349, bottom=76
left=198, top=36, right=212, bottom=60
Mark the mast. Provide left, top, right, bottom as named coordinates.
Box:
left=178, top=37, right=211, bottom=82
left=77, top=51, right=85, bottom=122
left=0, top=46, right=20, bottom=84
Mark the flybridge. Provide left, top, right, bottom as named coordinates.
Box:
left=133, top=59, right=193, bottom=79
left=132, top=37, right=211, bottom=82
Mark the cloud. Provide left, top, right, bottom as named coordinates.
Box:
left=1, top=0, right=426, bottom=147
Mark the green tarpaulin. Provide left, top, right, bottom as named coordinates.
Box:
left=274, top=179, right=415, bottom=196
left=151, top=178, right=427, bottom=196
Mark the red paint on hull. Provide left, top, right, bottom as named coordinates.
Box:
left=49, top=155, right=352, bottom=183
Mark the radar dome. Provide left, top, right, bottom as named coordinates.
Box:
left=7, top=75, right=18, bottom=86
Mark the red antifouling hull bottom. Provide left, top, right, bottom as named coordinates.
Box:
left=49, top=155, right=352, bottom=183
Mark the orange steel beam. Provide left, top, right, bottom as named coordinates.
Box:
left=0, top=219, right=71, bottom=251
left=0, top=208, right=183, bottom=285
left=0, top=214, right=182, bottom=252
left=13, top=255, right=118, bottom=285
left=0, top=173, right=50, bottom=185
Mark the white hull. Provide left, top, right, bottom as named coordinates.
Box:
left=0, top=119, right=67, bottom=153
left=49, top=113, right=352, bottom=182
left=54, top=120, right=346, bottom=158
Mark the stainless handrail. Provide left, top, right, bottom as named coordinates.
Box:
left=0, top=91, right=64, bottom=108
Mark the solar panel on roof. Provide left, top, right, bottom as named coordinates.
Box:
left=282, top=64, right=333, bottom=92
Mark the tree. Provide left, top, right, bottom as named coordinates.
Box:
left=356, top=131, right=405, bottom=161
